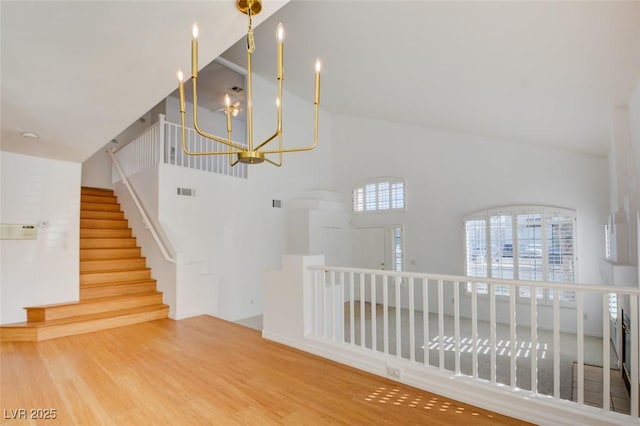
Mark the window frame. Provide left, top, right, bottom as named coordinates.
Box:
left=352, top=177, right=406, bottom=213
left=463, top=205, right=578, bottom=306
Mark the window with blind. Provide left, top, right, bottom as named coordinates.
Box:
left=464, top=206, right=576, bottom=304
left=353, top=178, right=405, bottom=213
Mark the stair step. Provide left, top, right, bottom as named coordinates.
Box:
left=80, top=269, right=151, bottom=285
left=80, top=279, right=158, bottom=299
left=80, top=228, right=132, bottom=238
left=26, top=292, right=163, bottom=322
left=81, top=194, right=118, bottom=204
left=80, top=238, right=137, bottom=249
left=0, top=304, right=169, bottom=342
left=81, top=187, right=114, bottom=197
left=80, top=257, right=147, bottom=273
left=80, top=218, right=128, bottom=229
left=81, top=202, right=121, bottom=212
left=81, top=210, right=124, bottom=220
left=80, top=247, right=141, bottom=260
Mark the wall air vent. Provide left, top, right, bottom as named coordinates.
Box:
left=272, top=199, right=282, bottom=208
left=177, top=187, right=195, bottom=197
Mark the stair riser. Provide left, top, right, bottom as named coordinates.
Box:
left=27, top=294, right=163, bottom=321
left=81, top=270, right=151, bottom=285
left=81, top=195, right=118, bottom=204
left=36, top=307, right=169, bottom=341
left=81, top=202, right=121, bottom=212
left=80, top=282, right=157, bottom=299
left=80, top=229, right=132, bottom=238
left=81, top=210, right=124, bottom=220
left=80, top=219, right=128, bottom=229
left=0, top=328, right=38, bottom=342
left=80, top=238, right=137, bottom=249
left=81, top=188, right=114, bottom=197
left=80, top=248, right=141, bottom=260
left=80, top=258, right=147, bottom=273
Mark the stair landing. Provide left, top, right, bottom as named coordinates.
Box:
left=0, top=186, right=169, bottom=342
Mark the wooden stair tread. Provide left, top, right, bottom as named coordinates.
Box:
left=0, top=187, right=167, bottom=342
left=79, top=278, right=157, bottom=289
left=81, top=202, right=122, bottom=212
left=25, top=292, right=162, bottom=310
left=4, top=304, right=168, bottom=328
left=80, top=238, right=137, bottom=249
left=80, top=248, right=142, bottom=260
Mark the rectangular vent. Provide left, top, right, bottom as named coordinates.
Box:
left=272, top=199, right=282, bottom=208
left=177, top=187, right=195, bottom=197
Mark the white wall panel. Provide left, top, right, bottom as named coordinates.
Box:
left=0, top=152, right=80, bottom=324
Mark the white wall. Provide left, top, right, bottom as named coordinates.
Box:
left=82, top=146, right=113, bottom=189
left=82, top=101, right=168, bottom=190
left=123, top=72, right=333, bottom=322
left=333, top=114, right=608, bottom=282
left=0, top=152, right=80, bottom=324
left=331, top=115, right=609, bottom=334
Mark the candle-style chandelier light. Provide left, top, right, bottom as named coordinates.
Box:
left=176, top=0, right=321, bottom=166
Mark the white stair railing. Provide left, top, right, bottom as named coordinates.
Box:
left=108, top=149, right=175, bottom=264
left=308, top=265, right=640, bottom=421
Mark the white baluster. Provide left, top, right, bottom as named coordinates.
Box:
left=454, top=280, right=460, bottom=375
left=349, top=271, right=355, bottom=346
left=531, top=285, right=538, bottom=395
left=490, top=282, right=496, bottom=383
left=602, top=292, right=610, bottom=411
left=371, top=273, right=377, bottom=353
left=553, top=288, right=560, bottom=399
left=395, top=276, right=401, bottom=358
left=409, top=277, right=415, bottom=362
left=423, top=278, right=429, bottom=366
left=577, top=290, right=583, bottom=404
left=438, top=279, right=444, bottom=371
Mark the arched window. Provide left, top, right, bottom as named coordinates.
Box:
left=352, top=178, right=405, bottom=213
left=464, top=205, right=576, bottom=304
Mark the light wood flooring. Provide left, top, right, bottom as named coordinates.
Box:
left=0, top=315, right=530, bottom=425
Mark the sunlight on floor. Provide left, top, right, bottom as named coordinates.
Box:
left=363, top=386, right=496, bottom=420
left=424, top=336, right=550, bottom=359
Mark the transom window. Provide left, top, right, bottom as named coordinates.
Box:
left=353, top=178, right=405, bottom=212
left=464, top=206, right=576, bottom=304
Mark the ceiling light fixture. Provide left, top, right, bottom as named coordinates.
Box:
left=176, top=0, right=321, bottom=166
left=21, top=131, right=39, bottom=139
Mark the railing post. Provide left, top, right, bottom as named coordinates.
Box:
left=158, top=114, right=166, bottom=164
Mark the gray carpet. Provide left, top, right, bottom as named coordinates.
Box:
left=343, top=303, right=613, bottom=402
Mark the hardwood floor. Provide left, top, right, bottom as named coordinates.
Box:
left=0, top=315, right=530, bottom=425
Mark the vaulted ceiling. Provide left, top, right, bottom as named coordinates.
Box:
left=2, top=1, right=639, bottom=163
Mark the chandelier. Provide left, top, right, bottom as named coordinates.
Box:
left=176, top=0, right=321, bottom=166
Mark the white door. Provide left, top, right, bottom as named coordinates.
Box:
left=353, top=227, right=387, bottom=270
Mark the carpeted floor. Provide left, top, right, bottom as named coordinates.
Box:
left=342, top=303, right=615, bottom=402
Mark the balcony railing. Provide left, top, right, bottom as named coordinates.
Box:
left=112, top=114, right=247, bottom=183
left=263, top=256, right=640, bottom=424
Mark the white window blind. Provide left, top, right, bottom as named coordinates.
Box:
left=353, top=178, right=405, bottom=213
left=464, top=206, right=577, bottom=304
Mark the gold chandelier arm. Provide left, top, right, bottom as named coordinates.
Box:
left=191, top=74, right=246, bottom=151
left=181, top=108, right=241, bottom=157
left=253, top=43, right=284, bottom=152
left=263, top=155, right=283, bottom=167
left=260, top=101, right=319, bottom=155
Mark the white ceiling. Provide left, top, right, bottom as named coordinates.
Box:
left=2, top=1, right=639, bottom=163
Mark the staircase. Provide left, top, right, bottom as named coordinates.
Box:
left=0, top=187, right=169, bottom=342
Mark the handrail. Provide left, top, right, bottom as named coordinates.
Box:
left=308, top=264, right=640, bottom=295
left=108, top=148, right=176, bottom=264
